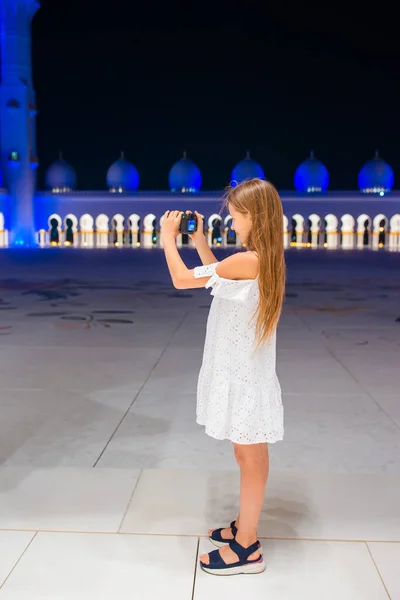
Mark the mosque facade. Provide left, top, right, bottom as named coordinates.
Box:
left=1, top=0, right=400, bottom=250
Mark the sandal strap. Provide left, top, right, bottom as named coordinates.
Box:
left=210, top=520, right=238, bottom=544
left=230, top=520, right=238, bottom=536
left=229, top=539, right=260, bottom=562
left=206, top=548, right=233, bottom=568
left=200, top=540, right=262, bottom=570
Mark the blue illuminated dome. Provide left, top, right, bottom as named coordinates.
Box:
left=231, top=151, right=265, bottom=185
left=107, top=152, right=140, bottom=192
left=169, top=152, right=202, bottom=192
left=294, top=151, right=329, bottom=193
left=45, top=154, right=77, bottom=192
left=358, top=151, right=394, bottom=195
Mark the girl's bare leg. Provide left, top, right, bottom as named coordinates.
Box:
left=202, top=442, right=269, bottom=565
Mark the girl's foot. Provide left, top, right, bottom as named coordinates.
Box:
left=201, top=542, right=259, bottom=566
left=208, top=521, right=237, bottom=548
left=200, top=539, right=265, bottom=576
left=209, top=522, right=263, bottom=550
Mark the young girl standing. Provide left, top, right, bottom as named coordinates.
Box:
left=161, top=178, right=285, bottom=576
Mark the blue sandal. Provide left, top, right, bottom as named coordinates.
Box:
left=209, top=520, right=238, bottom=548
left=209, top=522, right=263, bottom=553
left=200, top=539, right=266, bottom=576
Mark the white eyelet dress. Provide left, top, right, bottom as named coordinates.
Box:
left=194, top=262, right=284, bottom=445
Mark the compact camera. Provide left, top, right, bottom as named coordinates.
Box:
left=179, top=212, right=198, bottom=234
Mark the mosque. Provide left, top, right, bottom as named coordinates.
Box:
left=0, top=0, right=400, bottom=250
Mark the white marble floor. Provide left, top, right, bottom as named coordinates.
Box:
left=0, top=248, right=399, bottom=598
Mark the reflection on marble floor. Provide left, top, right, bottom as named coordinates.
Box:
left=0, top=249, right=399, bottom=599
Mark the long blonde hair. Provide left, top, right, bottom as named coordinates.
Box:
left=224, top=178, right=286, bottom=347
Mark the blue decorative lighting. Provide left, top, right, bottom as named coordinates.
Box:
left=45, top=153, right=77, bottom=192
left=0, top=0, right=40, bottom=246
left=358, top=151, right=394, bottom=195
left=169, top=152, right=202, bottom=192
left=294, top=151, right=329, bottom=193
left=107, top=152, right=140, bottom=192
left=231, top=151, right=265, bottom=185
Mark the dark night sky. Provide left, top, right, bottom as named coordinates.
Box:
left=32, top=0, right=400, bottom=191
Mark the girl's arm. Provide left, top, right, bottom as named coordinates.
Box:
left=164, top=240, right=258, bottom=289
left=191, top=233, right=218, bottom=266
left=190, top=211, right=218, bottom=266
left=162, top=211, right=257, bottom=289
left=163, top=236, right=210, bottom=289
left=162, top=211, right=211, bottom=289
left=216, top=252, right=259, bottom=280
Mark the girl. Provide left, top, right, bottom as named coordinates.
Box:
left=161, top=178, right=285, bottom=576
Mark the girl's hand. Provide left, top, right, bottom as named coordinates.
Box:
left=189, top=211, right=205, bottom=241
left=161, top=210, right=183, bottom=239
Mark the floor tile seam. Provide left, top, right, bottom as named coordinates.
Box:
left=365, top=541, right=392, bottom=600
left=0, top=388, right=377, bottom=396
left=282, top=392, right=369, bottom=397
left=0, top=345, right=179, bottom=350
left=0, top=531, right=38, bottom=591
left=306, top=321, right=400, bottom=432
left=117, top=470, right=143, bottom=533
left=92, top=310, right=190, bottom=466
left=291, top=312, right=389, bottom=406
left=324, top=349, right=400, bottom=431
left=191, top=538, right=200, bottom=600
left=0, top=529, right=398, bottom=544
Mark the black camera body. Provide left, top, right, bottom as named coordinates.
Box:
left=179, top=212, right=198, bottom=234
